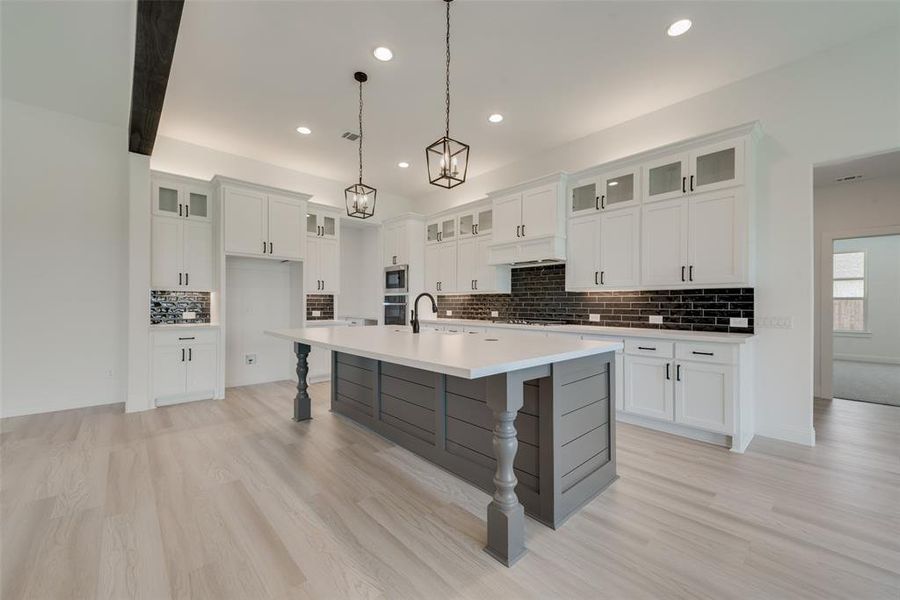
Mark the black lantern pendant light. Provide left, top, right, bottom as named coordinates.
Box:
left=426, top=0, right=469, bottom=189
left=345, top=71, right=376, bottom=219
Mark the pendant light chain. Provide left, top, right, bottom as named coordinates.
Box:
left=444, top=0, right=451, bottom=138
left=358, top=79, right=364, bottom=184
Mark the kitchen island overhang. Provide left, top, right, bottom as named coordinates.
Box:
left=266, top=326, right=622, bottom=566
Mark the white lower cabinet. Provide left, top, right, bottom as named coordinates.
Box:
left=305, top=236, right=340, bottom=294
left=674, top=361, right=733, bottom=434
left=151, top=216, right=214, bottom=291
left=624, top=355, right=674, bottom=421
left=152, top=329, right=219, bottom=406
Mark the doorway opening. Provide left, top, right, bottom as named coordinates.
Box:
left=814, top=150, right=900, bottom=407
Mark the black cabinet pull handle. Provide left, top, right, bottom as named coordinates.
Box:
left=474, top=279, right=478, bottom=290
left=179, top=272, right=183, bottom=286
left=600, top=271, right=605, bottom=285
left=269, top=242, right=273, bottom=254
left=666, top=363, right=670, bottom=380
left=601, top=195, right=606, bottom=210
left=689, top=265, right=694, bottom=281
left=692, top=351, right=714, bottom=356
left=594, top=271, right=598, bottom=285
left=178, top=204, right=183, bottom=217
left=475, top=224, right=479, bottom=234
left=681, top=266, right=686, bottom=282
left=682, top=176, right=686, bottom=193
left=595, top=196, right=599, bottom=210
left=516, top=225, right=521, bottom=238
left=178, top=336, right=195, bottom=340
left=690, top=175, right=694, bottom=191
left=637, top=346, right=657, bottom=351
left=522, top=224, right=525, bottom=236
left=181, top=348, right=185, bottom=362
left=676, top=364, right=682, bottom=381
left=188, top=348, right=192, bottom=361
left=263, top=241, right=267, bottom=253
left=185, top=273, right=189, bottom=286
left=185, top=204, right=189, bottom=218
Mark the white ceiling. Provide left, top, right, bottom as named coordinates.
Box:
left=1, top=0, right=133, bottom=127
left=160, top=1, right=897, bottom=199
left=814, top=149, right=900, bottom=187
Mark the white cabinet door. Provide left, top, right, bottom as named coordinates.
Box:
left=458, top=212, right=476, bottom=238
left=151, top=216, right=183, bottom=289
left=185, top=343, right=217, bottom=395
left=643, top=153, right=690, bottom=203
left=675, top=361, right=733, bottom=434
left=599, top=207, right=640, bottom=288
left=641, top=198, right=688, bottom=286
left=183, top=221, right=213, bottom=291
left=152, top=345, right=187, bottom=401
left=599, top=166, right=640, bottom=211
left=424, top=244, right=440, bottom=294
left=318, top=237, right=340, bottom=293
left=570, top=177, right=602, bottom=216
left=383, top=224, right=399, bottom=267
left=152, top=181, right=183, bottom=219
left=224, top=187, right=268, bottom=256
left=521, top=183, right=558, bottom=238
left=688, top=190, right=744, bottom=285
left=474, top=237, right=497, bottom=292
left=457, top=237, right=478, bottom=293
left=267, top=195, right=304, bottom=260
left=438, top=243, right=458, bottom=293
left=624, top=355, right=674, bottom=421
left=393, top=223, right=408, bottom=265
left=184, top=185, right=211, bottom=222
left=690, top=139, right=744, bottom=194
left=492, top=193, right=522, bottom=244
left=567, top=215, right=600, bottom=289
left=425, top=220, right=441, bottom=245
left=304, top=237, right=320, bottom=292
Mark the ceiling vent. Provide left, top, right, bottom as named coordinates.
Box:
left=341, top=131, right=360, bottom=141
left=835, top=174, right=863, bottom=183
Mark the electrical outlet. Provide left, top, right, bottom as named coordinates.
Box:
left=182, top=310, right=196, bottom=320
left=311, top=310, right=321, bottom=317
left=649, top=315, right=663, bottom=324
left=245, top=354, right=257, bottom=365
left=490, top=310, right=499, bottom=318
left=446, top=310, right=452, bottom=316
left=729, top=317, right=749, bottom=328
left=589, top=313, right=601, bottom=322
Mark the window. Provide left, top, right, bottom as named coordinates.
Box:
left=833, top=251, right=866, bottom=332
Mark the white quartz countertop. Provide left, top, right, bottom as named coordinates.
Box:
left=266, top=325, right=622, bottom=379
left=420, top=318, right=754, bottom=344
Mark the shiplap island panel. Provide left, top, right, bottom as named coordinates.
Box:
left=266, top=326, right=621, bottom=566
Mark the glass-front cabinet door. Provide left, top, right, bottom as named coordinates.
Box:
left=439, top=218, right=455, bottom=242
left=691, top=140, right=744, bottom=193
left=643, top=154, right=690, bottom=203
left=459, top=213, right=475, bottom=237
left=571, top=179, right=600, bottom=215
left=476, top=208, right=492, bottom=235
left=425, top=221, right=440, bottom=244
left=458, top=207, right=493, bottom=237
left=185, top=186, right=211, bottom=221
left=307, top=211, right=337, bottom=238
left=153, top=181, right=182, bottom=218
left=601, top=167, right=639, bottom=211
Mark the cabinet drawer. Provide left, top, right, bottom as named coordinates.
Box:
left=153, top=328, right=219, bottom=347
left=624, top=339, right=674, bottom=357
left=675, top=342, right=736, bottom=365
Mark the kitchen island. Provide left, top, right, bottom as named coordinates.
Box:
left=266, top=325, right=622, bottom=566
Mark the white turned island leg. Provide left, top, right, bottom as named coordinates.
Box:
left=485, top=372, right=526, bottom=566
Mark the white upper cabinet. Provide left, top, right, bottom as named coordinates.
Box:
left=307, top=209, right=338, bottom=239
left=488, top=175, right=567, bottom=264
left=643, top=139, right=744, bottom=203
left=521, top=183, right=559, bottom=238
left=438, top=243, right=458, bottom=293
left=687, top=189, right=745, bottom=285
left=456, top=236, right=510, bottom=293
left=571, top=166, right=640, bottom=216
left=641, top=198, right=689, bottom=286
left=267, top=194, right=304, bottom=260
left=151, top=216, right=214, bottom=291
left=223, top=185, right=307, bottom=260
left=424, top=244, right=439, bottom=293
left=644, top=154, right=691, bottom=203
left=153, top=178, right=212, bottom=222
left=305, top=204, right=341, bottom=294
left=566, top=215, right=600, bottom=289
left=383, top=221, right=410, bottom=267
left=566, top=206, right=640, bottom=290
left=491, top=193, right=524, bottom=245
left=426, top=216, right=456, bottom=244
left=458, top=206, right=493, bottom=237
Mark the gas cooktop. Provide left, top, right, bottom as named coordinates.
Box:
left=493, top=319, right=568, bottom=326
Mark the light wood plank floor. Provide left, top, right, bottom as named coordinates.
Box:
left=2, top=383, right=898, bottom=599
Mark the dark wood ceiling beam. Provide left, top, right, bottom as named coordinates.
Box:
left=128, top=0, right=184, bottom=155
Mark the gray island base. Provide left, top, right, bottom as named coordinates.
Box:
left=268, top=327, right=620, bottom=566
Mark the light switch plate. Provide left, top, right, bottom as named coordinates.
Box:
left=649, top=315, right=663, bottom=324
left=490, top=310, right=499, bottom=318
left=446, top=310, right=452, bottom=316
left=312, top=310, right=321, bottom=317
left=182, top=311, right=196, bottom=320
left=245, top=354, right=256, bottom=365
left=589, top=313, right=601, bottom=322
left=729, top=317, right=748, bottom=328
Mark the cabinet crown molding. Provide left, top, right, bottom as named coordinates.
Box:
left=211, top=175, right=313, bottom=201
left=486, top=172, right=569, bottom=198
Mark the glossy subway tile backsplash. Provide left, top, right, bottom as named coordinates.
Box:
left=436, top=264, right=754, bottom=333
left=150, top=291, right=211, bottom=325
left=306, top=294, right=334, bottom=320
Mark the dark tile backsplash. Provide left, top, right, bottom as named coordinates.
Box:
left=436, top=264, right=754, bottom=333
left=306, top=294, right=334, bottom=320
left=150, top=291, right=211, bottom=325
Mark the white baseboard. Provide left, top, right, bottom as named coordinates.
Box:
left=0, top=397, right=122, bottom=419
left=834, top=354, right=900, bottom=366
left=754, top=424, right=816, bottom=447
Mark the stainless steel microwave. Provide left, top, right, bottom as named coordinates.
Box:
left=384, top=265, right=408, bottom=294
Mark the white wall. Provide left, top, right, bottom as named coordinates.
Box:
left=420, top=28, right=900, bottom=446
left=224, top=257, right=298, bottom=387
left=1, top=99, right=129, bottom=417
left=151, top=136, right=415, bottom=221
left=339, top=225, right=382, bottom=321
left=814, top=175, right=900, bottom=398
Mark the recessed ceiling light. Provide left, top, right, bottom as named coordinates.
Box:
left=488, top=113, right=504, bottom=123
left=296, top=126, right=312, bottom=135
left=667, top=19, right=692, bottom=37
left=398, top=161, right=409, bottom=169
left=373, top=47, right=393, bottom=61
